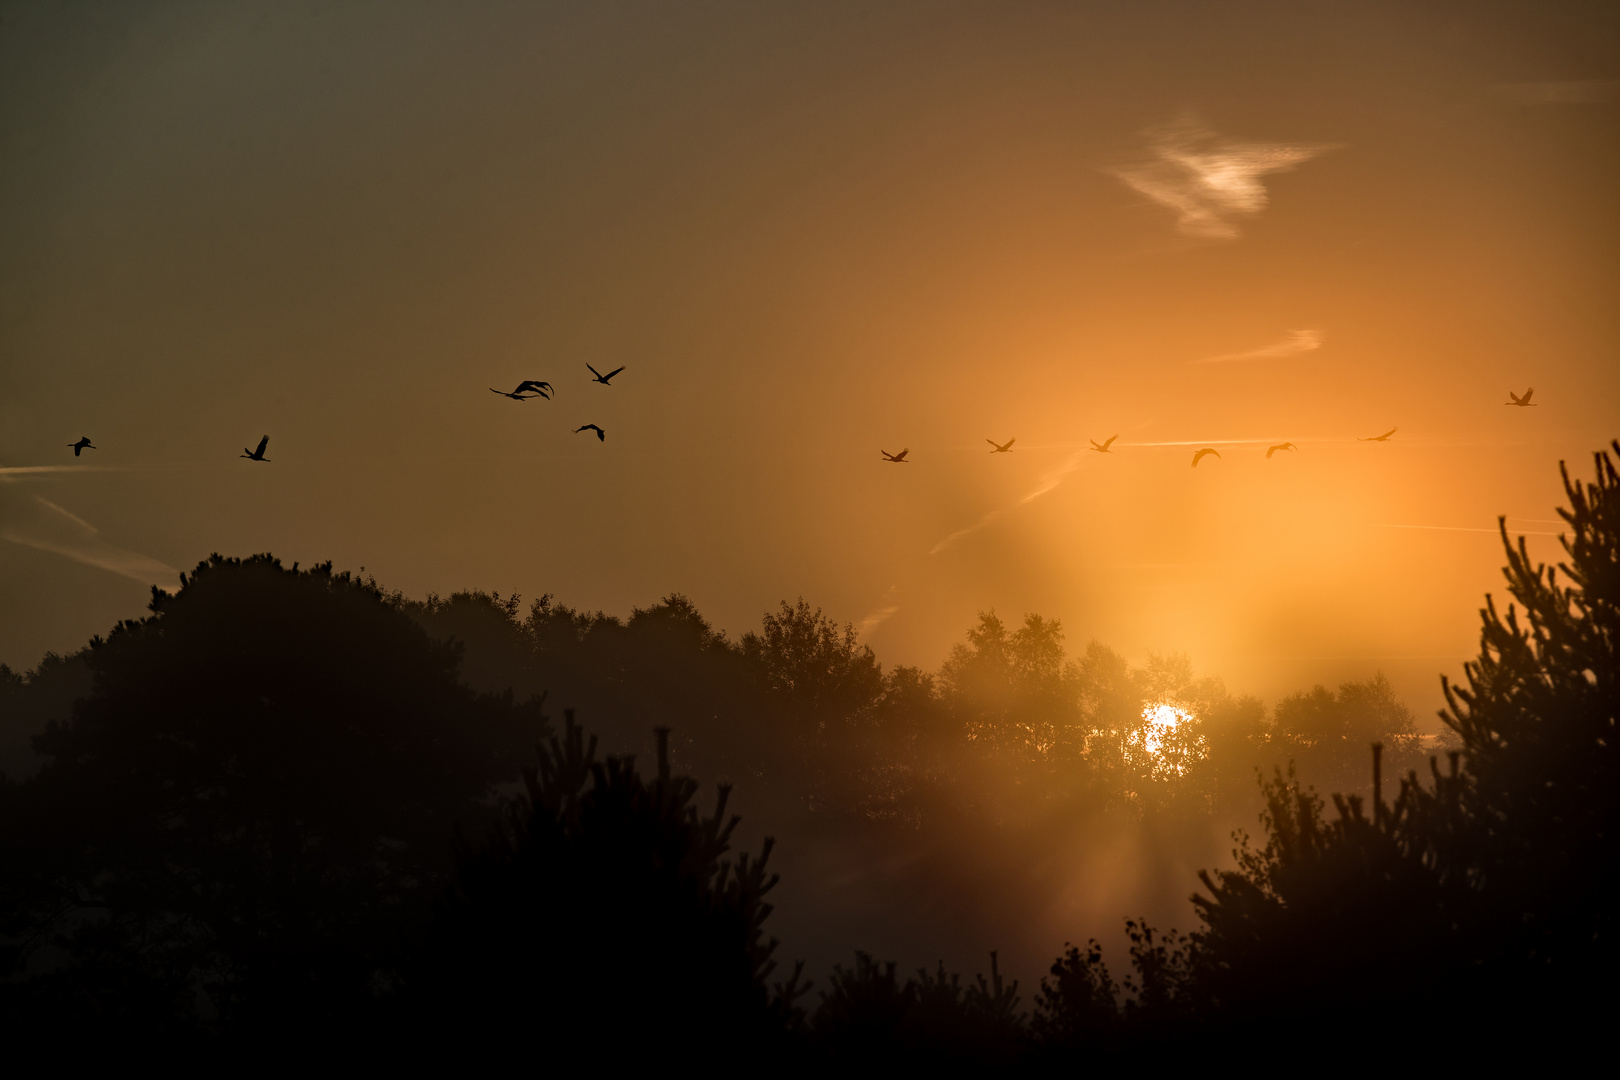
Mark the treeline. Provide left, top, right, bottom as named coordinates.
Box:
left=392, top=584, right=1426, bottom=825
left=1, top=443, right=1615, bottom=1062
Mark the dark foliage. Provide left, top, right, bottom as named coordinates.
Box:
left=1172, top=442, right=1620, bottom=1056
left=403, top=714, right=804, bottom=1057
left=0, top=554, right=546, bottom=1045
left=811, top=949, right=1023, bottom=1067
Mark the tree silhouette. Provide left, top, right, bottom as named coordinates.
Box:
left=404, top=714, right=803, bottom=1057
left=0, top=555, right=546, bottom=1043
left=1179, top=441, right=1620, bottom=1055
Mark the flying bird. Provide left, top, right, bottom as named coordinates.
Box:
left=1266, top=442, right=1298, bottom=458
left=491, top=383, right=546, bottom=401
left=587, top=364, right=626, bottom=385
left=68, top=437, right=96, bottom=457
left=881, top=449, right=910, bottom=463
left=575, top=424, right=606, bottom=441
left=1191, top=448, right=1221, bottom=467
left=241, top=436, right=271, bottom=462
left=1089, top=435, right=1118, bottom=453
left=515, top=380, right=554, bottom=398
left=1505, top=387, right=1537, bottom=407
left=987, top=437, right=1015, bottom=454
left=1358, top=428, right=1397, bottom=442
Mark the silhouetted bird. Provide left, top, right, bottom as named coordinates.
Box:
left=515, top=380, right=554, bottom=398
left=1505, top=387, right=1537, bottom=407
left=575, top=424, right=606, bottom=441
left=491, top=384, right=545, bottom=401
left=1192, top=448, right=1221, bottom=467
left=1266, top=442, right=1298, bottom=458
left=882, top=449, right=910, bottom=463
left=587, top=364, right=626, bottom=385
left=68, top=437, right=96, bottom=457
left=987, top=437, right=1015, bottom=454
left=241, top=436, right=271, bottom=462
left=1359, top=428, right=1397, bottom=442
left=1089, top=435, right=1118, bottom=453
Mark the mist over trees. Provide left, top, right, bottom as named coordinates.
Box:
left=2, top=442, right=1615, bottom=1062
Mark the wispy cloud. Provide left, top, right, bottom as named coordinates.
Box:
left=1195, top=329, right=1322, bottom=364
left=1495, top=80, right=1618, bottom=105
left=856, top=585, right=901, bottom=638
left=1112, top=120, right=1334, bottom=240
left=1, top=492, right=178, bottom=588
left=931, top=451, right=1087, bottom=555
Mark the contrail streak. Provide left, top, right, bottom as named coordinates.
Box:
left=0, top=465, right=120, bottom=476
left=1, top=494, right=178, bottom=588
left=931, top=451, right=1087, bottom=555
left=1371, top=523, right=1562, bottom=536
left=1195, top=329, right=1322, bottom=364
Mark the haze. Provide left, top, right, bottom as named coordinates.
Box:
left=3, top=0, right=1617, bottom=724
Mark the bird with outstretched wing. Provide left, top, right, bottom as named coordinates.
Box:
left=1266, top=442, right=1297, bottom=458
left=987, top=437, right=1015, bottom=453
left=881, top=449, right=910, bottom=463
left=68, top=437, right=96, bottom=457
left=1191, top=448, right=1221, bottom=467
left=575, top=424, right=606, bottom=442
left=241, top=436, right=271, bottom=462
left=1089, top=435, right=1118, bottom=453
left=1358, top=428, right=1397, bottom=442
left=1505, top=388, right=1537, bottom=407
left=587, top=364, right=626, bottom=385
left=491, top=384, right=542, bottom=401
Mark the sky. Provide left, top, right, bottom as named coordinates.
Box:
left=2, top=0, right=1617, bottom=726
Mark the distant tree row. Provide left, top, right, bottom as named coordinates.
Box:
left=3, top=442, right=1612, bottom=1061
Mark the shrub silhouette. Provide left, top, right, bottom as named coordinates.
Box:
left=811, top=949, right=1024, bottom=1065
left=404, top=714, right=803, bottom=1057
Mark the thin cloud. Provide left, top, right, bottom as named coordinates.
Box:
left=1112, top=120, right=1334, bottom=240
left=856, top=586, right=901, bottom=638
left=1371, top=522, right=1561, bottom=537
left=0, top=465, right=119, bottom=476
left=1495, top=80, right=1618, bottom=105
left=1120, top=437, right=1295, bottom=447
left=1, top=493, right=178, bottom=589
left=1195, top=329, right=1322, bottom=364
left=931, top=451, right=1086, bottom=555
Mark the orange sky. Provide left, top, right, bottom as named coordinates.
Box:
left=3, top=1, right=1617, bottom=726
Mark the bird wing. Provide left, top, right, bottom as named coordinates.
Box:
left=586, top=364, right=603, bottom=379
left=1266, top=446, right=1277, bottom=458
left=1102, top=435, right=1117, bottom=450
left=255, top=436, right=269, bottom=455
left=1507, top=390, right=1521, bottom=404
left=986, top=439, right=997, bottom=448
left=605, top=366, right=625, bottom=380
left=1005, top=438, right=1015, bottom=450
left=1381, top=428, right=1396, bottom=439
left=1522, top=388, right=1534, bottom=404
left=490, top=387, right=508, bottom=396
left=894, top=449, right=909, bottom=461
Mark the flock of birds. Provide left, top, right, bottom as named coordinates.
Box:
left=878, top=388, right=1538, bottom=468
left=64, top=364, right=629, bottom=463
left=62, top=377, right=1536, bottom=469
left=486, top=363, right=624, bottom=443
